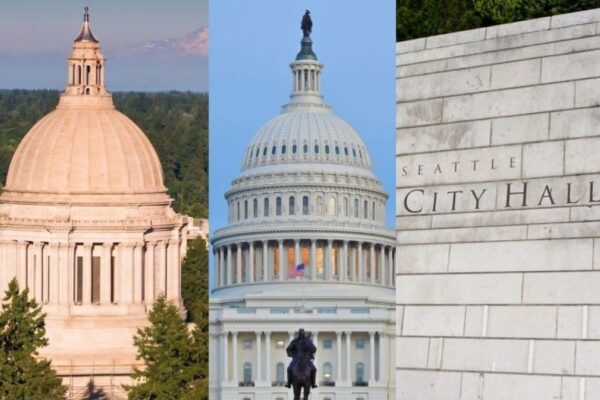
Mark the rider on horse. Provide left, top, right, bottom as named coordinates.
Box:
left=285, top=328, right=317, bottom=389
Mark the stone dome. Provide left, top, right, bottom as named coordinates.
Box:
left=242, top=105, right=373, bottom=173
left=1, top=98, right=168, bottom=206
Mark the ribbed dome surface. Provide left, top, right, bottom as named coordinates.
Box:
left=242, top=106, right=372, bottom=171
left=2, top=105, right=168, bottom=204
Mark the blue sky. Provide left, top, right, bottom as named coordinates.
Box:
left=209, top=0, right=396, bottom=259
left=0, top=0, right=208, bottom=91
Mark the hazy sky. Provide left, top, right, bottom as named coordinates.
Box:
left=209, top=0, right=396, bottom=280
left=0, top=0, right=208, bottom=91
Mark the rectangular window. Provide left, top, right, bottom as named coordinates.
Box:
left=243, top=339, right=253, bottom=349
left=323, top=339, right=332, bottom=349
left=91, top=256, right=101, bottom=304
left=356, top=339, right=365, bottom=349
left=76, top=256, right=83, bottom=304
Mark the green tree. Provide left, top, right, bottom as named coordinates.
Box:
left=0, top=278, right=67, bottom=400
left=125, top=297, right=205, bottom=400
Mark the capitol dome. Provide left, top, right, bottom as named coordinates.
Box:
left=2, top=103, right=168, bottom=205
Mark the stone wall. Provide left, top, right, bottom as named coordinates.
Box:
left=396, top=8, right=600, bottom=400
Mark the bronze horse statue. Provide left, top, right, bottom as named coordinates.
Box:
left=286, top=329, right=317, bottom=400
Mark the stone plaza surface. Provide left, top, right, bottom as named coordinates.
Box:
left=396, top=8, right=600, bottom=400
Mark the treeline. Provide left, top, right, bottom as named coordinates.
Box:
left=397, top=0, right=600, bottom=41
left=0, top=89, right=208, bottom=218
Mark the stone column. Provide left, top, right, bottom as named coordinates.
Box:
left=82, top=244, right=92, bottom=305
left=336, top=331, right=343, bottom=382
left=17, top=241, right=27, bottom=290
left=220, top=246, right=226, bottom=286
left=346, top=331, right=352, bottom=382
left=153, top=241, right=164, bottom=296
left=256, top=331, right=262, bottom=383
left=226, top=245, right=232, bottom=286
left=389, top=248, right=395, bottom=287
left=370, top=243, right=376, bottom=284
left=369, top=331, right=376, bottom=383
left=378, top=332, right=386, bottom=382
left=34, top=243, right=43, bottom=302
left=313, top=332, right=319, bottom=373
left=49, top=243, right=60, bottom=305
left=278, top=240, right=284, bottom=281
left=262, top=241, right=268, bottom=282
left=310, top=239, right=316, bottom=280
left=350, top=244, right=357, bottom=281
left=145, top=242, right=155, bottom=303
left=100, top=243, right=112, bottom=304
left=26, top=243, right=34, bottom=294
left=209, top=332, right=218, bottom=387
left=134, top=244, right=143, bottom=303
left=265, top=331, right=272, bottom=384
left=231, top=331, right=238, bottom=384
left=341, top=241, right=348, bottom=282
left=379, top=245, right=385, bottom=285
left=249, top=242, right=255, bottom=283
left=325, top=240, right=332, bottom=280
left=357, top=243, right=363, bottom=282
left=236, top=244, right=242, bottom=284
left=294, top=239, right=301, bottom=270
left=222, top=332, right=229, bottom=384
left=170, top=239, right=181, bottom=301
left=120, top=243, right=135, bottom=304
left=59, top=243, right=71, bottom=305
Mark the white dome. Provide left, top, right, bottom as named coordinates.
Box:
left=242, top=104, right=373, bottom=173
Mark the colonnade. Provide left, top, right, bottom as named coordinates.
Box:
left=213, top=239, right=395, bottom=288
left=212, top=330, right=388, bottom=386
left=0, top=239, right=183, bottom=307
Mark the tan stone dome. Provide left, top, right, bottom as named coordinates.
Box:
left=2, top=97, right=169, bottom=206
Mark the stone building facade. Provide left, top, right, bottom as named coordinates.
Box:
left=210, top=22, right=396, bottom=400
left=396, top=8, right=600, bottom=400
left=0, top=9, right=187, bottom=397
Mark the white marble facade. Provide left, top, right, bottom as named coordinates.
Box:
left=0, top=9, right=187, bottom=391
left=396, top=8, right=600, bottom=400
left=210, top=26, right=396, bottom=400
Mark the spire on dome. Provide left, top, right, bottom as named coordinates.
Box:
left=74, top=6, right=98, bottom=43
left=297, top=10, right=317, bottom=61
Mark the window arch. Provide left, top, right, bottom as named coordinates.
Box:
left=303, top=196, right=309, bottom=215
left=276, top=363, right=285, bottom=383
left=289, top=196, right=295, bottom=215
left=325, top=144, right=330, bottom=154
left=271, top=145, right=277, bottom=155
left=316, top=196, right=323, bottom=215
left=372, top=202, right=376, bottom=220
left=356, top=362, right=365, bottom=382
left=264, top=198, right=270, bottom=217
left=344, top=147, right=349, bottom=156
left=352, top=148, right=357, bottom=157
left=255, top=148, right=260, bottom=157
left=263, top=147, right=267, bottom=156
left=253, top=199, right=258, bottom=218
left=243, top=362, right=252, bottom=382
left=292, top=144, right=297, bottom=154
left=237, top=201, right=240, bottom=220
left=354, top=199, right=359, bottom=218
left=335, top=145, right=340, bottom=155
left=364, top=200, right=368, bottom=219
left=314, top=144, right=319, bottom=154
left=282, top=144, right=287, bottom=154
left=328, top=196, right=337, bottom=216
left=323, top=362, right=333, bottom=381
left=276, top=197, right=282, bottom=216
left=303, top=143, right=308, bottom=153
left=244, top=200, right=248, bottom=219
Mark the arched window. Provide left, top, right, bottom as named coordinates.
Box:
left=292, top=144, right=297, bottom=154
left=325, top=145, right=330, bottom=154
left=359, top=149, right=363, bottom=159
left=243, top=362, right=252, bottom=382
left=264, top=198, right=270, bottom=217
left=253, top=199, right=258, bottom=218
left=272, top=146, right=277, bottom=155
left=323, top=362, right=333, bottom=381
left=344, top=147, right=349, bottom=156
left=354, top=199, right=359, bottom=218
left=303, top=196, right=309, bottom=215
left=356, top=362, right=365, bottom=382
left=314, top=144, right=319, bottom=154
left=352, top=148, right=357, bottom=157
left=316, top=196, right=323, bottom=215
left=276, top=363, right=285, bottom=383
left=335, top=145, right=340, bottom=155
left=282, top=145, right=287, bottom=154
left=289, top=196, right=295, bottom=215
left=303, top=144, right=308, bottom=153
left=276, top=197, right=282, bottom=216
left=263, top=147, right=267, bottom=156
left=77, top=65, right=82, bottom=85
left=343, top=198, right=349, bottom=217
left=244, top=200, right=248, bottom=219
left=255, top=148, right=260, bottom=157
left=328, top=196, right=337, bottom=216
left=364, top=200, right=368, bottom=219
left=85, top=65, right=91, bottom=85
left=237, top=201, right=240, bottom=220
left=372, top=202, right=376, bottom=220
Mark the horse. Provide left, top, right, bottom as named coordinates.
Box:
left=291, top=352, right=312, bottom=400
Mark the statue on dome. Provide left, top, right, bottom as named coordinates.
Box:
left=301, top=10, right=313, bottom=37
left=286, top=328, right=317, bottom=400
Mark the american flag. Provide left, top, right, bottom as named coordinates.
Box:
left=288, top=263, right=305, bottom=278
